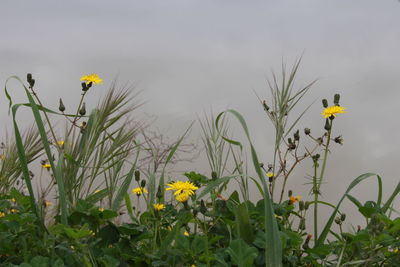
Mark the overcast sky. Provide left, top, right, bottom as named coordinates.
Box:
left=1, top=0, right=399, bottom=225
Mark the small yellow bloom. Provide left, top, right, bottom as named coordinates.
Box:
left=191, top=265, right=196, bottom=267
left=98, top=208, right=104, bottom=212
left=10, top=198, right=16, bottom=203
left=42, top=163, right=51, bottom=170
left=322, top=105, right=346, bottom=118
left=94, top=189, right=101, bottom=193
left=153, top=203, right=165, bottom=211
left=0, top=154, right=5, bottom=160
left=175, top=192, right=190, bottom=202
left=80, top=74, right=103, bottom=85
left=0, top=212, right=5, bottom=218
left=10, top=209, right=18, bottom=214
left=184, top=231, right=189, bottom=236
left=289, top=195, right=301, bottom=204
left=55, top=140, right=65, bottom=148
left=266, top=172, right=274, bottom=178
left=89, top=230, right=95, bottom=236
left=132, top=187, right=148, bottom=196
left=166, top=181, right=198, bottom=196
left=43, top=200, right=52, bottom=207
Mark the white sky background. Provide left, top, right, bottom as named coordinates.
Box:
left=1, top=0, right=400, bottom=227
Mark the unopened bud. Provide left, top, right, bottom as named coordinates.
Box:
left=299, top=218, right=306, bottom=230
left=134, top=170, right=140, bottom=181
left=59, top=98, right=66, bottom=112
left=334, top=94, right=341, bottom=106
left=27, top=73, right=33, bottom=83
left=294, top=130, right=300, bottom=141
left=156, top=185, right=163, bottom=199
left=140, top=179, right=146, bottom=188
left=335, top=217, right=341, bottom=225
left=288, top=138, right=293, bottom=144
left=262, top=100, right=270, bottom=111
left=340, top=213, right=346, bottom=222
left=79, top=102, right=86, bottom=116
left=304, top=128, right=311, bottom=135
left=334, top=136, right=344, bottom=145
left=299, top=200, right=305, bottom=211
left=200, top=200, right=207, bottom=215
left=304, top=201, right=310, bottom=210
left=322, top=99, right=328, bottom=108
left=29, top=79, right=35, bottom=88
left=288, top=190, right=293, bottom=197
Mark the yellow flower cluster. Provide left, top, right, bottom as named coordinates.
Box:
left=132, top=187, right=148, bottom=196
left=166, top=181, right=198, bottom=203
left=80, top=74, right=103, bottom=85
left=322, top=106, right=346, bottom=118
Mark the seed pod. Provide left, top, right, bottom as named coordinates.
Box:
left=59, top=98, right=66, bottom=112
left=322, top=99, right=328, bottom=108
left=79, top=102, right=86, bottom=116
left=134, top=170, right=140, bottom=181
left=304, top=128, right=311, bottom=135
left=334, top=94, right=341, bottom=106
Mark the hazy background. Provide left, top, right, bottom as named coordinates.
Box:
left=1, top=0, right=399, bottom=228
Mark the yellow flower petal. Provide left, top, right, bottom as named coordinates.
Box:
left=321, top=105, right=346, bottom=118
left=80, top=74, right=103, bottom=84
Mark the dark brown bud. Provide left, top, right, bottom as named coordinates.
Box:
left=262, top=100, right=270, bottom=111
left=27, top=73, right=33, bottom=83
left=322, top=99, right=328, bottom=108
left=334, top=94, right=340, bottom=106
left=81, top=82, right=88, bottom=91
left=79, top=102, right=86, bottom=116
left=134, top=170, right=140, bottom=181
left=140, top=179, right=146, bottom=188
left=340, top=213, right=346, bottom=222
left=334, top=135, right=344, bottom=145
left=294, top=130, right=300, bottom=141
left=59, top=98, right=66, bottom=112
left=335, top=217, right=342, bottom=225
left=304, top=128, right=311, bottom=135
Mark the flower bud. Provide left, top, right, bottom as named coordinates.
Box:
left=27, top=73, right=33, bottom=83
left=288, top=190, right=293, bottom=197
left=59, top=98, right=66, bottom=112
left=304, top=201, right=310, bottom=210
left=334, top=94, right=340, bottom=106
left=334, top=136, right=344, bottom=145
left=29, top=79, right=35, bottom=88
left=140, top=179, right=146, bottom=188
left=322, top=99, right=328, bottom=108
left=288, top=138, right=293, bottom=144
left=294, top=130, right=300, bottom=141
left=324, top=119, right=331, bottom=131
left=340, top=213, right=346, bottom=222
left=304, top=128, right=311, bottom=135
left=299, top=200, right=305, bottom=211
left=134, top=170, right=140, bottom=181
left=335, top=217, right=341, bottom=225
left=156, top=185, right=163, bottom=199
left=259, top=162, right=264, bottom=168
left=299, top=218, right=306, bottom=230
left=79, top=102, right=86, bottom=116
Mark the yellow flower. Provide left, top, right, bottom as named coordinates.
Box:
left=175, top=192, right=190, bottom=202
left=190, top=265, right=196, bottom=267
left=289, top=195, right=301, bottom=204
left=322, top=105, right=346, bottom=118
left=10, top=209, right=18, bottom=214
left=266, top=172, right=274, bottom=178
left=94, top=189, right=101, bottom=193
left=80, top=74, right=103, bottom=85
left=0, top=212, right=5, bottom=218
left=42, top=163, right=51, bottom=170
left=55, top=140, right=65, bottom=148
left=98, top=208, right=104, bottom=212
left=10, top=198, right=16, bottom=203
left=0, top=154, right=5, bottom=160
left=43, top=200, right=52, bottom=207
left=132, top=187, right=148, bottom=196
left=153, top=203, right=165, bottom=211
left=184, top=231, right=189, bottom=236
left=166, top=181, right=198, bottom=196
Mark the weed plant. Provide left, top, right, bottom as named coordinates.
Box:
left=0, top=67, right=399, bottom=266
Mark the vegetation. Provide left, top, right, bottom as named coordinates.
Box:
left=0, top=64, right=399, bottom=266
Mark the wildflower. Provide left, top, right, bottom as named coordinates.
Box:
left=43, top=200, right=52, bottom=207
left=266, top=172, right=274, bottom=178
left=184, top=231, right=189, bottom=236
left=42, top=163, right=51, bottom=170
left=80, top=74, right=103, bottom=85
left=175, top=192, right=190, bottom=203
left=132, top=187, right=148, bottom=196
left=89, top=230, right=95, bottom=236
left=98, top=208, right=104, bottom=212
left=191, top=265, right=196, bottom=267
left=166, top=181, right=198, bottom=196
left=0, top=212, right=5, bottom=218
left=321, top=105, right=346, bottom=118
left=10, top=198, right=16, bottom=203
left=289, top=195, right=301, bottom=204
left=10, top=209, right=17, bottom=214
left=153, top=203, right=165, bottom=211
left=94, top=189, right=101, bottom=193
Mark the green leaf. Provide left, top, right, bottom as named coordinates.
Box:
left=226, top=239, right=258, bottom=267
